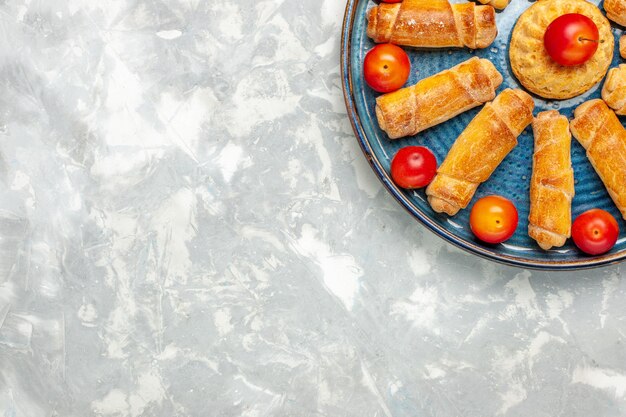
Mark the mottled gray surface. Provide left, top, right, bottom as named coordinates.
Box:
left=0, top=0, right=626, bottom=416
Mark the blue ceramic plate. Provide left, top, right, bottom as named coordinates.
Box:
left=341, top=0, right=626, bottom=269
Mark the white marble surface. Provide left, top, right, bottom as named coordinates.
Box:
left=1, top=0, right=626, bottom=416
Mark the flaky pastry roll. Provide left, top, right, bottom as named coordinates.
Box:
left=602, top=64, right=626, bottom=114
left=375, top=57, right=502, bottom=139
left=426, top=89, right=534, bottom=216
left=478, top=0, right=510, bottom=10
left=367, top=0, right=497, bottom=49
left=604, top=0, right=626, bottom=26
left=528, top=111, right=575, bottom=250
left=570, top=99, right=626, bottom=219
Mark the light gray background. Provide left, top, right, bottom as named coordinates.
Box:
left=0, top=0, right=625, bottom=416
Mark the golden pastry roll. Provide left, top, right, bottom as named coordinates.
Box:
left=604, top=0, right=626, bottom=26
left=528, top=111, right=575, bottom=250
left=375, top=57, right=502, bottom=139
left=478, top=0, right=510, bottom=10
left=367, top=0, right=497, bottom=49
left=602, top=64, right=626, bottom=114
left=426, top=89, right=535, bottom=216
left=570, top=99, right=626, bottom=219
left=620, top=35, right=626, bottom=59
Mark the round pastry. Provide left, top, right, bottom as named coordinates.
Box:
left=509, top=0, right=614, bottom=100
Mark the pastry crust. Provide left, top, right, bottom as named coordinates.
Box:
left=509, top=0, right=613, bottom=99
left=621, top=35, right=626, bottom=59
left=477, top=0, right=509, bottom=10
left=604, top=0, right=626, bottom=26
left=528, top=111, right=575, bottom=250
left=426, top=89, right=535, bottom=216
left=570, top=99, right=626, bottom=219
left=367, top=0, right=497, bottom=49
left=375, top=57, right=503, bottom=139
left=602, top=64, right=626, bottom=114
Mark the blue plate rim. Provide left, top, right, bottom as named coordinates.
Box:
left=340, top=0, right=626, bottom=271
